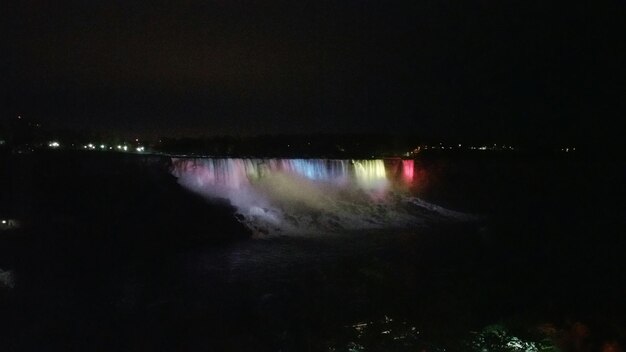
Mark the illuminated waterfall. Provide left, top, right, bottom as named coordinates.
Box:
left=170, top=157, right=457, bottom=235
left=402, top=159, right=414, bottom=182
left=270, top=159, right=349, bottom=184
left=353, top=160, right=387, bottom=190
left=172, top=158, right=259, bottom=189
left=172, top=158, right=387, bottom=190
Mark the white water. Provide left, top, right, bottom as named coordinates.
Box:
left=171, top=158, right=466, bottom=235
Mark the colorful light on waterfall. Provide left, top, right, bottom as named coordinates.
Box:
left=276, top=159, right=349, bottom=183
left=172, top=158, right=391, bottom=191
left=353, top=160, right=387, bottom=190
left=402, top=159, right=414, bottom=182
left=171, top=157, right=459, bottom=235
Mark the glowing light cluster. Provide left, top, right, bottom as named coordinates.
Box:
left=0, top=219, right=20, bottom=230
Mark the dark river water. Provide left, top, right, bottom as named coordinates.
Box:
left=0, top=151, right=624, bottom=351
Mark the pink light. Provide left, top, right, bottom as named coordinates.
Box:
left=402, top=159, right=414, bottom=182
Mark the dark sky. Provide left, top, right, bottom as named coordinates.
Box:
left=2, top=0, right=624, bottom=142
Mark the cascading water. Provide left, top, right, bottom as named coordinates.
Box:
left=402, top=159, right=414, bottom=183
left=172, top=158, right=466, bottom=235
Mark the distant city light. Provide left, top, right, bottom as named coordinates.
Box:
left=406, top=143, right=519, bottom=155
left=48, top=141, right=60, bottom=148
left=117, top=145, right=123, bottom=150
left=123, top=146, right=128, bottom=151
left=100, top=144, right=106, bottom=149
left=1, top=220, right=6, bottom=224
left=136, top=146, right=145, bottom=152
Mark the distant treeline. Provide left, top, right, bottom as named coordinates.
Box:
left=157, top=134, right=422, bottom=158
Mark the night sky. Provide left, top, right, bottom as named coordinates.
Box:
left=2, top=0, right=624, bottom=143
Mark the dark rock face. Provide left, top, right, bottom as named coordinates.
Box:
left=2, top=151, right=250, bottom=245
left=1, top=151, right=253, bottom=350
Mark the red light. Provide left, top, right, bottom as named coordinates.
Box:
left=402, top=160, right=414, bottom=182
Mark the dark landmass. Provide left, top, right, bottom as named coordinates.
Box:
left=1, top=149, right=625, bottom=351
left=2, top=116, right=614, bottom=158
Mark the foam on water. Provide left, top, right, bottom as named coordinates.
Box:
left=172, top=158, right=467, bottom=235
